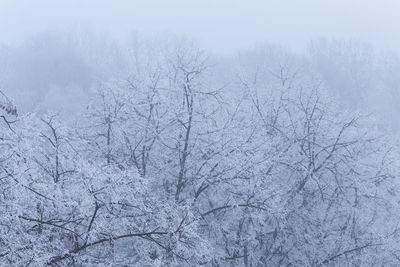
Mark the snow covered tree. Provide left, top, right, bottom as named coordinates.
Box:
left=1, top=40, right=400, bottom=266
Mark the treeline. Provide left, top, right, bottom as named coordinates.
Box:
left=0, top=38, right=399, bottom=266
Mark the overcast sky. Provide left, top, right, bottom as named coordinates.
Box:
left=1, top=0, right=400, bottom=54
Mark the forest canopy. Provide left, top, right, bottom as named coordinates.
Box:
left=0, top=33, right=400, bottom=266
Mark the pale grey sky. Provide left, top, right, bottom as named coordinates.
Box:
left=1, top=0, right=399, bottom=54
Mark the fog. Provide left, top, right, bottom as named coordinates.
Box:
left=1, top=2, right=400, bottom=266
left=2, top=0, right=400, bottom=53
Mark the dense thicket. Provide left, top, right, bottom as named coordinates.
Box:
left=0, top=38, right=399, bottom=266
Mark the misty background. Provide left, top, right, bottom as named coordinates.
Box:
left=0, top=0, right=400, bottom=130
